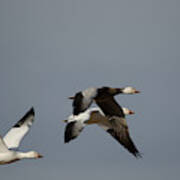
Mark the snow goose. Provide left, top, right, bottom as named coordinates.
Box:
left=0, top=107, right=43, bottom=165
left=64, top=106, right=141, bottom=158
left=69, top=86, right=140, bottom=115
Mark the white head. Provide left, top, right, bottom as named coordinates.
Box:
left=122, top=107, right=135, bottom=115
left=122, top=87, right=140, bottom=94
left=21, top=151, right=43, bottom=159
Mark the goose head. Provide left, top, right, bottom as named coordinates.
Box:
left=121, top=87, right=140, bottom=94
left=23, top=151, right=43, bottom=159
left=122, top=107, right=135, bottom=115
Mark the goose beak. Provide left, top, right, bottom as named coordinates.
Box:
left=62, top=120, right=68, bottom=123
left=68, top=96, right=75, bottom=100
left=37, top=154, right=43, bottom=158
left=134, top=90, right=140, bottom=94
left=129, top=110, right=135, bottom=115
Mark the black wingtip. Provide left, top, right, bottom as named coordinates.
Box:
left=13, top=107, right=35, bottom=128
left=64, top=136, right=77, bottom=143
left=64, top=134, right=70, bottom=143
left=106, top=129, right=142, bottom=158
left=134, top=151, right=143, bottom=159
left=29, top=107, right=35, bottom=116
left=133, top=151, right=142, bottom=159
left=64, top=139, right=70, bottom=143
left=64, top=122, right=76, bottom=143
left=64, top=135, right=75, bottom=143
left=128, top=145, right=143, bottom=159
left=127, top=145, right=142, bottom=159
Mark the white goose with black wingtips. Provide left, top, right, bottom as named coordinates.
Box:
left=0, top=107, right=43, bottom=165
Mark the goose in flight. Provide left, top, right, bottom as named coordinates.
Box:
left=94, top=87, right=141, bottom=157
left=0, top=107, right=43, bottom=165
left=64, top=107, right=141, bottom=158
left=69, top=86, right=140, bottom=115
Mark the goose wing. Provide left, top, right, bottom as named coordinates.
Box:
left=72, top=92, right=90, bottom=115
left=71, top=88, right=97, bottom=115
left=95, top=95, right=141, bottom=157
left=3, top=107, right=35, bottom=149
left=95, top=96, right=124, bottom=117
left=64, top=121, right=85, bottom=143
left=0, top=136, right=9, bottom=153
left=106, top=116, right=141, bottom=158
left=73, top=91, right=96, bottom=115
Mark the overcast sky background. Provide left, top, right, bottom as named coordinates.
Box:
left=0, top=0, right=180, bottom=179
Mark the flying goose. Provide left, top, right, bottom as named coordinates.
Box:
left=0, top=107, right=43, bottom=165
left=64, top=107, right=141, bottom=158
left=69, top=86, right=140, bottom=115
left=94, top=87, right=141, bottom=157
left=64, top=107, right=134, bottom=142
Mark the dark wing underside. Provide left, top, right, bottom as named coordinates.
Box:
left=64, top=121, right=84, bottom=143
left=95, top=96, right=125, bottom=117
left=13, top=107, right=35, bottom=127
left=72, top=92, right=84, bottom=115
left=72, top=92, right=94, bottom=115
left=107, top=116, right=141, bottom=158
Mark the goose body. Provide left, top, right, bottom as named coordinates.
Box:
left=69, top=86, right=140, bottom=115
left=64, top=107, right=141, bottom=158
left=0, top=108, right=43, bottom=165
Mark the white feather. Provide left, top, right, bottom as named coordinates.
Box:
left=3, top=111, right=34, bottom=149
left=0, top=136, right=9, bottom=153
left=3, top=126, right=29, bottom=149
left=81, top=87, right=97, bottom=109
left=0, top=108, right=43, bottom=165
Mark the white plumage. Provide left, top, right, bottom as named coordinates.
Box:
left=0, top=136, right=9, bottom=153
left=0, top=107, right=43, bottom=165
left=3, top=112, right=34, bottom=149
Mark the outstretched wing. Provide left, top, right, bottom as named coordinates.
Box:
left=64, top=121, right=85, bottom=143
left=3, top=107, right=35, bottom=149
left=72, top=89, right=96, bottom=115
left=73, top=92, right=86, bottom=115
left=106, top=116, right=141, bottom=158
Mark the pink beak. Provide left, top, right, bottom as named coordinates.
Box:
left=37, top=154, right=43, bottom=158
left=68, top=96, right=75, bottom=100
left=129, top=110, right=135, bottom=115
left=134, top=90, right=140, bottom=94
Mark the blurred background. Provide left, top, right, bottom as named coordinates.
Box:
left=0, top=0, right=179, bottom=179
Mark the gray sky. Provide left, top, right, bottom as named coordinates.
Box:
left=0, top=0, right=180, bottom=179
